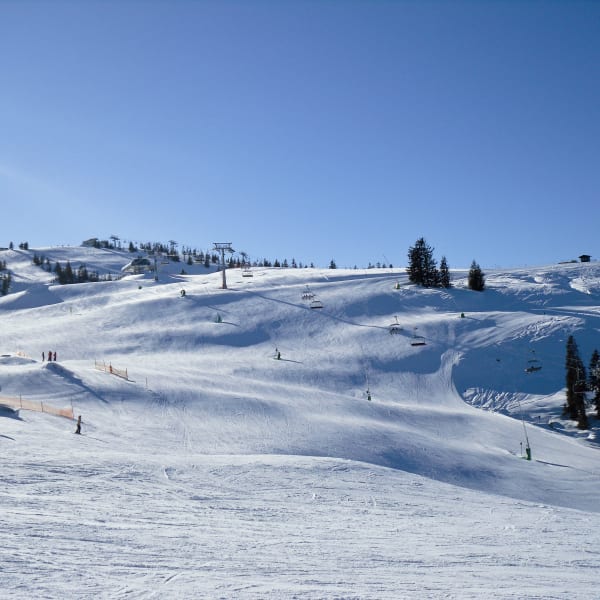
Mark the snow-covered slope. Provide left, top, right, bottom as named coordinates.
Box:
left=1, top=247, right=600, bottom=599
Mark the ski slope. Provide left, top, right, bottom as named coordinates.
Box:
left=1, top=246, right=600, bottom=599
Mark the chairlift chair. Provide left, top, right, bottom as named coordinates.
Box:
left=525, top=350, right=542, bottom=373
left=389, top=316, right=402, bottom=334
left=410, top=327, right=426, bottom=346
left=525, top=360, right=542, bottom=373
left=302, top=286, right=315, bottom=301
left=310, top=298, right=323, bottom=309
left=242, top=265, right=253, bottom=277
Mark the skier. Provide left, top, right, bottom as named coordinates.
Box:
left=53, top=351, right=57, bottom=361
left=48, top=350, right=53, bottom=361
left=75, top=415, right=82, bottom=435
left=42, top=351, right=45, bottom=362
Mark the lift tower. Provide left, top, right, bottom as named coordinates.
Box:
left=213, top=242, right=234, bottom=289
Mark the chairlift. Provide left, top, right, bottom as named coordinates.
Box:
left=310, top=298, right=323, bottom=309
left=242, top=264, right=253, bottom=277
left=525, top=359, right=542, bottom=373
left=389, top=316, right=402, bottom=334
left=524, top=350, right=542, bottom=373
left=302, top=286, right=315, bottom=301
left=410, top=327, right=426, bottom=346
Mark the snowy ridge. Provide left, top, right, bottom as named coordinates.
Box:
left=1, top=247, right=600, bottom=599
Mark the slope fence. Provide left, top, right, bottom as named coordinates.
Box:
left=0, top=395, right=74, bottom=420
left=94, top=360, right=129, bottom=381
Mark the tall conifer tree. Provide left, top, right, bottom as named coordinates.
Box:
left=439, top=256, right=451, bottom=288
left=407, top=238, right=438, bottom=287
left=468, top=261, right=485, bottom=291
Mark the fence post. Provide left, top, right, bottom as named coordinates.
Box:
left=20, top=395, right=23, bottom=408
left=41, top=401, right=44, bottom=412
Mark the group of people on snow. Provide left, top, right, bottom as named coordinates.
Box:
left=42, top=351, right=57, bottom=362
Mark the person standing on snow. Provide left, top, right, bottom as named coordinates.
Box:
left=75, top=415, right=82, bottom=434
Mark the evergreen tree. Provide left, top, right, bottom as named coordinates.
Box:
left=406, top=238, right=438, bottom=287
left=77, top=264, right=89, bottom=283
left=439, top=256, right=451, bottom=288
left=468, top=261, right=485, bottom=291
left=565, top=335, right=587, bottom=425
left=588, top=349, right=600, bottom=394
left=64, top=260, right=74, bottom=284
left=1, top=273, right=11, bottom=295
left=590, top=349, right=600, bottom=419
left=54, top=261, right=64, bottom=284
left=329, top=259, right=337, bottom=269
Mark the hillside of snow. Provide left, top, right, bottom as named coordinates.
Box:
left=1, top=246, right=600, bottom=599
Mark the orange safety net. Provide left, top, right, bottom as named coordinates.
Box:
left=0, top=395, right=74, bottom=420
left=95, top=360, right=129, bottom=380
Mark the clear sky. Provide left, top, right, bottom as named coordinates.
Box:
left=1, top=0, right=599, bottom=269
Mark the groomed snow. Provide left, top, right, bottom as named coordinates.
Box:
left=2, top=247, right=600, bottom=599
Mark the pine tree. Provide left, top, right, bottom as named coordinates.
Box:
left=64, top=260, right=74, bottom=284
left=407, top=238, right=438, bottom=287
left=1, top=273, right=11, bottom=295
left=468, top=261, right=485, bottom=291
left=329, top=259, right=337, bottom=269
left=565, top=335, right=587, bottom=425
left=589, top=349, right=600, bottom=418
left=77, top=264, right=89, bottom=283
left=54, top=261, right=64, bottom=284
left=439, top=256, right=451, bottom=288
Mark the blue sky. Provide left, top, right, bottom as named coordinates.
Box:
left=1, top=0, right=599, bottom=268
